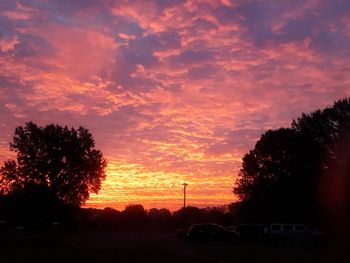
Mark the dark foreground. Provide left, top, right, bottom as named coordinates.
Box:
left=0, top=230, right=338, bottom=263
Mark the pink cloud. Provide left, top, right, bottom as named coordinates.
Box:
left=0, top=36, right=19, bottom=52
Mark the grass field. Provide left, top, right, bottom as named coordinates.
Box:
left=0, top=230, right=336, bottom=263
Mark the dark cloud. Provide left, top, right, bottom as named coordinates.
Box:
left=214, top=5, right=242, bottom=25
left=187, top=65, right=219, bottom=80
left=310, top=30, right=350, bottom=56
left=279, top=18, right=314, bottom=42
left=15, top=34, right=55, bottom=58
left=191, top=18, right=218, bottom=31
left=170, top=50, right=215, bottom=65
left=129, top=31, right=181, bottom=53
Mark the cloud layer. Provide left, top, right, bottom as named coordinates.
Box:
left=1, top=0, right=350, bottom=210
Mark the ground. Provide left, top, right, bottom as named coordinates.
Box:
left=0, top=230, right=335, bottom=263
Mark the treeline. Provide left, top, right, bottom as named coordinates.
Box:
left=69, top=205, right=236, bottom=232
left=0, top=201, right=237, bottom=231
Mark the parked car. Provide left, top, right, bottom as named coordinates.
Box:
left=234, top=223, right=268, bottom=241
left=176, top=226, right=189, bottom=239
left=269, top=224, right=314, bottom=246
left=225, top=226, right=237, bottom=232
left=186, top=223, right=238, bottom=243
left=0, top=220, right=7, bottom=229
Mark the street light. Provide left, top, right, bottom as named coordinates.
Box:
left=183, top=183, right=188, bottom=209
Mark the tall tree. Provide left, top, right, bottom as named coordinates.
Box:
left=0, top=122, right=107, bottom=207
left=234, top=98, right=350, bottom=223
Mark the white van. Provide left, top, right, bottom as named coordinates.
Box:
left=270, top=224, right=308, bottom=235
left=269, top=224, right=310, bottom=243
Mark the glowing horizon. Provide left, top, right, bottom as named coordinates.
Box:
left=1, top=0, right=350, bottom=211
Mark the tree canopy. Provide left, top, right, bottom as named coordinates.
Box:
left=0, top=122, right=107, bottom=207
left=234, top=98, right=350, bottom=223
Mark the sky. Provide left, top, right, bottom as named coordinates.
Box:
left=0, top=0, right=350, bottom=211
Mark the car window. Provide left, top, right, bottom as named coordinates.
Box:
left=283, top=225, right=293, bottom=231
left=189, top=226, right=199, bottom=232
left=271, top=224, right=281, bottom=230
left=208, top=225, right=222, bottom=231
left=295, top=225, right=305, bottom=231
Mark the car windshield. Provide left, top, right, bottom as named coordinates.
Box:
left=283, top=225, right=293, bottom=231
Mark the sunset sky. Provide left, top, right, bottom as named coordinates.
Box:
left=1, top=0, right=350, bottom=211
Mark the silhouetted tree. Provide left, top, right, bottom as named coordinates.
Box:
left=0, top=122, right=107, bottom=207
left=78, top=207, right=122, bottom=229
left=227, top=202, right=242, bottom=224
left=0, top=183, right=66, bottom=227
left=122, top=204, right=149, bottom=226
left=100, top=207, right=122, bottom=228
left=202, top=206, right=226, bottom=224
left=173, top=206, right=203, bottom=226
left=148, top=208, right=171, bottom=222
left=234, top=98, right=350, bottom=223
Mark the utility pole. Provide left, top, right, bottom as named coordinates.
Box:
left=183, top=183, right=188, bottom=209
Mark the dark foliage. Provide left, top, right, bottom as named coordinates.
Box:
left=172, top=206, right=230, bottom=227
left=0, top=183, right=66, bottom=227
left=148, top=208, right=172, bottom=226
left=121, top=204, right=149, bottom=226
left=234, top=98, right=350, bottom=224
left=0, top=122, right=107, bottom=207
left=59, top=205, right=232, bottom=232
